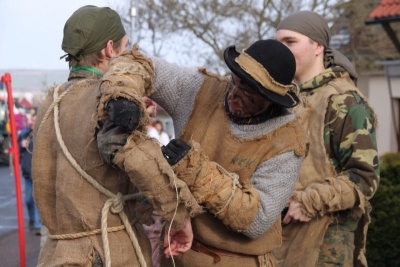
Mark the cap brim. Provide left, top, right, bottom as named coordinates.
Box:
left=224, top=45, right=299, bottom=108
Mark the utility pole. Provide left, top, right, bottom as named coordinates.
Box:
left=130, top=0, right=137, bottom=44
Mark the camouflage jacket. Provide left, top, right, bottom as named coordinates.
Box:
left=299, top=67, right=379, bottom=200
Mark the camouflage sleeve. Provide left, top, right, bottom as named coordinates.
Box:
left=324, top=91, right=379, bottom=200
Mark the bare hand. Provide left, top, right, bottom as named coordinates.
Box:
left=163, top=218, right=193, bottom=258
left=282, top=199, right=312, bottom=224
left=143, top=97, right=157, bottom=117
left=21, top=139, right=29, bottom=148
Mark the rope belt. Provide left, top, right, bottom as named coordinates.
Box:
left=48, top=220, right=136, bottom=240
left=191, top=239, right=254, bottom=263
left=38, top=83, right=147, bottom=267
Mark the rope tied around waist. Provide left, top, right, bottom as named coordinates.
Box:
left=38, top=83, right=147, bottom=267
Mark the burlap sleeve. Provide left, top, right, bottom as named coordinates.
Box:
left=292, top=175, right=366, bottom=218
left=97, top=44, right=155, bottom=133
left=113, top=132, right=203, bottom=230
left=172, top=141, right=260, bottom=232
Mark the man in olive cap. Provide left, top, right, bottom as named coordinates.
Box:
left=32, top=5, right=194, bottom=266
left=98, top=39, right=309, bottom=266
left=274, top=10, right=379, bottom=267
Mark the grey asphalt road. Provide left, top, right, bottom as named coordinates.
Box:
left=0, top=165, right=40, bottom=267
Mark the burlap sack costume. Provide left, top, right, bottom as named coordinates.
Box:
left=100, top=46, right=203, bottom=223
left=99, top=40, right=309, bottom=267
left=33, top=77, right=152, bottom=266
left=159, top=73, right=308, bottom=267
left=32, top=46, right=201, bottom=267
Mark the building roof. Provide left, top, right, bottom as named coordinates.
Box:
left=365, top=0, right=400, bottom=54
left=367, top=0, right=400, bottom=24
left=19, top=97, right=33, bottom=109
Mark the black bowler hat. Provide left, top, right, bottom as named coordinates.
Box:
left=224, top=39, right=299, bottom=108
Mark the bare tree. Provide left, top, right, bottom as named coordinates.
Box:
left=113, top=0, right=345, bottom=73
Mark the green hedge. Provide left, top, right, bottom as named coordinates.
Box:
left=366, top=152, right=400, bottom=266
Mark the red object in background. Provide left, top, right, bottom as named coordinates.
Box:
left=19, top=98, right=34, bottom=110
left=1, top=73, right=26, bottom=267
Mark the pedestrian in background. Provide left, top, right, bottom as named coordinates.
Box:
left=142, top=211, right=164, bottom=267
left=153, top=120, right=170, bottom=146
left=18, top=113, right=41, bottom=235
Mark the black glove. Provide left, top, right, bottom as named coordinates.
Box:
left=106, top=98, right=141, bottom=131
left=161, top=139, right=191, bottom=166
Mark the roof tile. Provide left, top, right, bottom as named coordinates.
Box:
left=369, top=0, right=400, bottom=19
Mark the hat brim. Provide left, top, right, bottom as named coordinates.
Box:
left=224, top=45, right=299, bottom=108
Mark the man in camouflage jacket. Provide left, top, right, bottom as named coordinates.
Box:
left=274, top=11, right=379, bottom=267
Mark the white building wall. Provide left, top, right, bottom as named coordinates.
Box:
left=363, top=74, right=400, bottom=155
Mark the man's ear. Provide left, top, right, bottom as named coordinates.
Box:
left=315, top=43, right=324, bottom=57
left=104, top=40, right=114, bottom=59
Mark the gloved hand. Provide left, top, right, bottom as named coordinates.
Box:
left=113, top=134, right=203, bottom=229
left=161, top=139, right=191, bottom=166
left=106, top=98, right=141, bottom=131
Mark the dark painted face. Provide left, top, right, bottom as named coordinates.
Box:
left=227, top=74, right=272, bottom=118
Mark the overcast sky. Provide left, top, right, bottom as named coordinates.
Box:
left=0, top=0, right=128, bottom=71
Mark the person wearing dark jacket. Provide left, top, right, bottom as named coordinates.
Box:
left=18, top=114, right=41, bottom=235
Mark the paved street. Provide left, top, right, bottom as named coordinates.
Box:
left=0, top=165, right=40, bottom=267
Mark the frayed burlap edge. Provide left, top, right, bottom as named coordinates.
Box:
left=97, top=44, right=155, bottom=134
left=114, top=132, right=204, bottom=228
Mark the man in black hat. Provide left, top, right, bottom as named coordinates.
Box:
left=32, top=5, right=194, bottom=267
left=99, top=39, right=308, bottom=266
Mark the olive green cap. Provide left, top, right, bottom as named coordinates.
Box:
left=61, top=5, right=126, bottom=66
